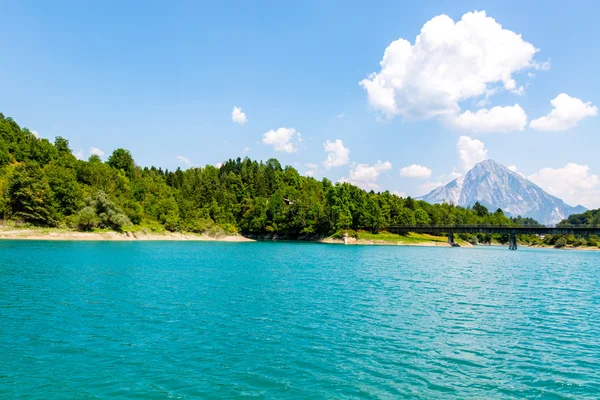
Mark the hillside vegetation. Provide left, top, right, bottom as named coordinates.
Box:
left=0, top=113, right=527, bottom=238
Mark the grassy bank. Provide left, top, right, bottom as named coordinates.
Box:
left=322, top=230, right=467, bottom=247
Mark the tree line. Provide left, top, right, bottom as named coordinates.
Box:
left=1, top=113, right=592, bottom=240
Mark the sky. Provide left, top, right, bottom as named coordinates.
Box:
left=1, top=0, right=599, bottom=208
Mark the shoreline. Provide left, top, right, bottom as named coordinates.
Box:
left=0, top=228, right=598, bottom=250
left=0, top=228, right=254, bottom=242
left=320, top=237, right=468, bottom=247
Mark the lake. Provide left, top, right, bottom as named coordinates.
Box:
left=1, top=241, right=599, bottom=398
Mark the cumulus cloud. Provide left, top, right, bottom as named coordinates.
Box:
left=262, top=127, right=301, bottom=153
left=448, top=104, right=527, bottom=133
left=215, top=162, right=223, bottom=168
left=528, top=163, right=600, bottom=208
left=336, top=113, right=345, bottom=119
left=457, top=136, right=487, bottom=172
left=176, top=155, right=191, bottom=166
left=31, top=130, right=40, bottom=138
left=232, top=106, right=247, bottom=125
left=529, top=93, right=597, bottom=131
left=89, top=147, right=105, bottom=157
left=360, top=11, right=543, bottom=131
left=341, top=161, right=392, bottom=190
left=304, top=163, right=318, bottom=177
left=400, top=164, right=432, bottom=179
left=323, top=139, right=350, bottom=169
left=507, top=164, right=526, bottom=178
left=447, top=171, right=462, bottom=182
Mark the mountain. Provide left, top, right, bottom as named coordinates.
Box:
left=418, top=160, right=587, bottom=225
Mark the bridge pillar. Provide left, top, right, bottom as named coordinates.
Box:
left=509, top=232, right=518, bottom=250
left=447, top=233, right=455, bottom=246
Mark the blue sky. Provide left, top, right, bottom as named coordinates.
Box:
left=1, top=0, right=599, bottom=207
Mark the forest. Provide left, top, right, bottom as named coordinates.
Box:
left=0, top=113, right=597, bottom=246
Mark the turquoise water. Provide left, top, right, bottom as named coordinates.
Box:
left=1, top=241, right=599, bottom=399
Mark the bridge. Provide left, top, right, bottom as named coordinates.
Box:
left=386, top=225, right=600, bottom=250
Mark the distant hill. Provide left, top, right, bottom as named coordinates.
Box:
left=418, top=160, right=587, bottom=225
left=558, top=209, right=600, bottom=226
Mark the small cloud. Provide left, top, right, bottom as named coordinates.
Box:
left=232, top=106, right=247, bottom=125
left=304, top=163, right=318, bottom=177
left=448, top=104, right=528, bottom=133
left=31, top=130, right=40, bottom=138
left=75, top=150, right=85, bottom=160
left=508, top=165, right=526, bottom=178
left=176, top=155, right=191, bottom=166
left=215, top=162, right=223, bottom=168
left=323, top=139, right=350, bottom=169
left=262, top=127, right=301, bottom=153
left=336, top=113, right=345, bottom=119
left=340, top=160, right=392, bottom=190
left=447, top=171, right=462, bottom=181
left=530, top=93, right=597, bottom=131
left=457, top=136, right=487, bottom=172
left=400, top=164, right=432, bottom=179
left=242, top=146, right=250, bottom=154
left=89, top=146, right=105, bottom=157
left=392, top=190, right=407, bottom=198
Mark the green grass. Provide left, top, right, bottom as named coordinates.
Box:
left=354, top=230, right=463, bottom=244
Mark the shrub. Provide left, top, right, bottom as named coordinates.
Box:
left=75, top=206, right=99, bottom=231
left=74, top=191, right=131, bottom=232
left=555, top=237, right=568, bottom=248
left=469, top=234, right=479, bottom=245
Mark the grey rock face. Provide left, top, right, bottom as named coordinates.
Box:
left=418, top=160, right=586, bottom=225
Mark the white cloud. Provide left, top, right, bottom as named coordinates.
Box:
left=31, top=130, right=40, bottom=138
left=507, top=164, right=526, bottom=178
left=75, top=150, right=85, bottom=160
left=323, top=139, right=350, bottom=169
left=529, top=93, right=597, bottom=131
left=232, top=106, right=247, bottom=125
left=304, top=163, right=318, bottom=177
left=448, top=104, right=527, bottom=133
left=341, top=160, right=392, bottom=190
left=360, top=10, right=543, bottom=130
left=457, top=136, right=487, bottom=172
left=528, top=163, right=600, bottom=208
left=447, top=171, right=462, bottom=182
left=176, top=155, right=191, bottom=166
left=262, top=127, right=301, bottom=153
left=215, top=162, right=223, bottom=168
left=336, top=113, right=345, bottom=119
left=400, top=164, right=432, bottom=179
left=242, top=146, right=250, bottom=154
left=89, top=146, right=105, bottom=157
left=392, top=190, right=407, bottom=198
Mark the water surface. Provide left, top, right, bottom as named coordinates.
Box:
left=1, top=241, right=599, bottom=398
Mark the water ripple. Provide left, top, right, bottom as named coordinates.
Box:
left=1, top=242, right=599, bottom=398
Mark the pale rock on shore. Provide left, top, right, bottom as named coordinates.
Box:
left=0, top=228, right=254, bottom=242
